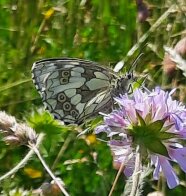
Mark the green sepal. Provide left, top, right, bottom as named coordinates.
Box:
left=146, top=119, right=165, bottom=134
left=145, top=112, right=152, bottom=124
left=145, top=139, right=169, bottom=157
left=161, top=123, right=174, bottom=132
left=159, top=132, right=177, bottom=140
left=136, top=111, right=146, bottom=126
left=132, top=125, right=170, bottom=157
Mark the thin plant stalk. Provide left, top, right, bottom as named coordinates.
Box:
left=121, top=4, right=177, bottom=64
left=29, top=143, right=69, bottom=196
left=52, top=132, right=75, bottom=170
left=0, top=133, right=44, bottom=182
left=108, top=154, right=133, bottom=196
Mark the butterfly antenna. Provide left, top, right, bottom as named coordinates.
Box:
left=128, top=53, right=144, bottom=73
left=128, top=41, right=148, bottom=73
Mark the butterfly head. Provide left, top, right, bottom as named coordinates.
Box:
left=112, top=72, right=134, bottom=96
left=112, top=53, right=145, bottom=96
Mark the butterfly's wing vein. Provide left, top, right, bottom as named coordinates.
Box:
left=32, top=58, right=116, bottom=124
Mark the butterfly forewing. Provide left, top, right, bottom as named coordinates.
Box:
left=32, top=58, right=116, bottom=124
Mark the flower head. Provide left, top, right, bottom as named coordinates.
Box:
left=0, top=111, right=37, bottom=146
left=96, top=87, right=186, bottom=189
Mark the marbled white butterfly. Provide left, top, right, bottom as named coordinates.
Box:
left=32, top=58, right=134, bottom=125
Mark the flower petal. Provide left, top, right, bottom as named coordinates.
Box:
left=159, top=157, right=179, bottom=189
left=169, top=147, right=186, bottom=172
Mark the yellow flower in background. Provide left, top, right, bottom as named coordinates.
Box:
left=37, top=47, right=46, bottom=55
left=24, top=167, right=42, bottom=178
left=44, top=8, right=54, bottom=20
left=86, top=134, right=97, bottom=145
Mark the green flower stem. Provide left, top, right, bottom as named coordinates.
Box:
left=52, top=132, right=75, bottom=170
left=30, top=143, right=69, bottom=196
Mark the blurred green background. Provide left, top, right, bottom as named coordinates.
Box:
left=0, top=0, right=186, bottom=195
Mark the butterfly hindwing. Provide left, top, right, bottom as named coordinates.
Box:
left=32, top=58, right=116, bottom=124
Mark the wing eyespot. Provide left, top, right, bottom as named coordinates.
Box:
left=70, top=110, right=79, bottom=118
left=63, top=102, right=72, bottom=111
left=58, top=93, right=66, bottom=103
left=60, top=78, right=69, bottom=84
left=61, top=70, right=70, bottom=77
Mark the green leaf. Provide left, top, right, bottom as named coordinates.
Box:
left=27, top=110, right=71, bottom=135
left=0, top=79, right=31, bottom=92
left=132, top=75, right=148, bottom=90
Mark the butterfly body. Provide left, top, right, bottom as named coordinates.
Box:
left=32, top=58, right=133, bottom=125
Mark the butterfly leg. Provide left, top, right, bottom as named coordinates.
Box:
left=127, top=83, right=134, bottom=94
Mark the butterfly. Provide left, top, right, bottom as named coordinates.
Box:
left=32, top=58, right=135, bottom=125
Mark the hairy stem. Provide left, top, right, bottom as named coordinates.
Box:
left=129, top=147, right=141, bottom=196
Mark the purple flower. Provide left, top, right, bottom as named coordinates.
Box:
left=95, top=87, right=186, bottom=189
